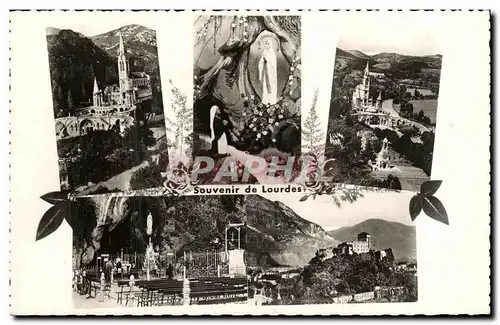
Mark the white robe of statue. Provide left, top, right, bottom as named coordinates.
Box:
left=258, top=39, right=278, bottom=105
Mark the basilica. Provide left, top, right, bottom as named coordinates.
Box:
left=352, top=61, right=383, bottom=113
left=54, top=33, right=153, bottom=139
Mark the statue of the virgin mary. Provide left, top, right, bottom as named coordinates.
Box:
left=258, top=37, right=278, bottom=105
left=146, top=212, right=153, bottom=237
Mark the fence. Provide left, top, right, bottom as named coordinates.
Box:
left=80, top=252, right=179, bottom=278
left=76, top=251, right=232, bottom=280
left=185, top=251, right=229, bottom=279
left=115, top=253, right=177, bottom=270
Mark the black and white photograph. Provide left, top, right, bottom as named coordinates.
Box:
left=246, top=190, right=417, bottom=305
left=324, top=16, right=442, bottom=191
left=47, top=23, right=168, bottom=195
left=71, top=195, right=248, bottom=308
left=192, top=16, right=302, bottom=184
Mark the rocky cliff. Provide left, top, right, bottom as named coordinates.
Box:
left=73, top=195, right=247, bottom=266
left=245, top=195, right=338, bottom=268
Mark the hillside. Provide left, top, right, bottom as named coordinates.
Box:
left=337, top=48, right=442, bottom=74
left=346, top=49, right=373, bottom=60
left=46, top=29, right=117, bottom=117
left=245, top=195, right=338, bottom=268
left=91, top=24, right=157, bottom=49
left=91, top=24, right=163, bottom=113
left=46, top=27, right=61, bottom=35
left=328, top=218, right=416, bottom=261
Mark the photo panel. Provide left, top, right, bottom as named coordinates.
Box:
left=324, top=14, right=443, bottom=192
left=192, top=15, right=302, bottom=185
left=245, top=189, right=417, bottom=306
left=72, top=194, right=249, bottom=308
left=47, top=17, right=168, bottom=195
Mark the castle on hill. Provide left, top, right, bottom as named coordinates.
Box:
left=54, top=33, right=153, bottom=139
left=333, top=231, right=396, bottom=262
left=352, top=61, right=383, bottom=113
left=337, top=232, right=372, bottom=255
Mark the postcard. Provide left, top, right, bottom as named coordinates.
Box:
left=9, top=10, right=491, bottom=316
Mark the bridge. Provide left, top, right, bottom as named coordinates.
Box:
left=351, top=112, right=434, bottom=133
left=54, top=114, right=135, bottom=140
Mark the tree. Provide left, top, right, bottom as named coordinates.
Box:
left=361, top=140, right=377, bottom=162
left=417, top=109, right=425, bottom=121
left=165, top=80, right=192, bottom=156
left=422, top=116, right=431, bottom=125
left=67, top=88, right=73, bottom=111
left=130, top=165, right=163, bottom=190
left=382, top=175, right=402, bottom=190
left=123, top=124, right=156, bottom=159
left=302, top=89, right=323, bottom=156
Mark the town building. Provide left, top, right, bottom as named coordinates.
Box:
left=369, top=71, right=385, bottom=79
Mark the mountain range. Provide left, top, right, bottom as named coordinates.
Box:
left=46, top=24, right=163, bottom=117
left=335, top=47, right=442, bottom=72
left=328, top=218, right=417, bottom=261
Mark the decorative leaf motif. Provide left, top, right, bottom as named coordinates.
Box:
left=421, top=195, right=449, bottom=225
left=299, top=195, right=308, bottom=202
left=40, top=191, right=70, bottom=205
left=420, top=180, right=442, bottom=196
left=36, top=203, right=68, bottom=241
left=409, top=194, right=422, bottom=221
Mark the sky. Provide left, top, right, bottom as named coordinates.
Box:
left=259, top=189, right=414, bottom=231
left=49, top=16, right=155, bottom=37
left=336, top=12, right=443, bottom=57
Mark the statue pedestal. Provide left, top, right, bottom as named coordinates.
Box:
left=227, top=249, right=246, bottom=277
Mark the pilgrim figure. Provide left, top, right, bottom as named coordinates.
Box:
left=258, top=38, right=278, bottom=105
left=209, top=105, right=231, bottom=157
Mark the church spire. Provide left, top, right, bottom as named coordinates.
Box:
left=93, top=78, right=99, bottom=93
left=118, top=32, right=125, bottom=55
left=117, top=31, right=130, bottom=92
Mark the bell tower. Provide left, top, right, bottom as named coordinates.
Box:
left=117, top=32, right=130, bottom=94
